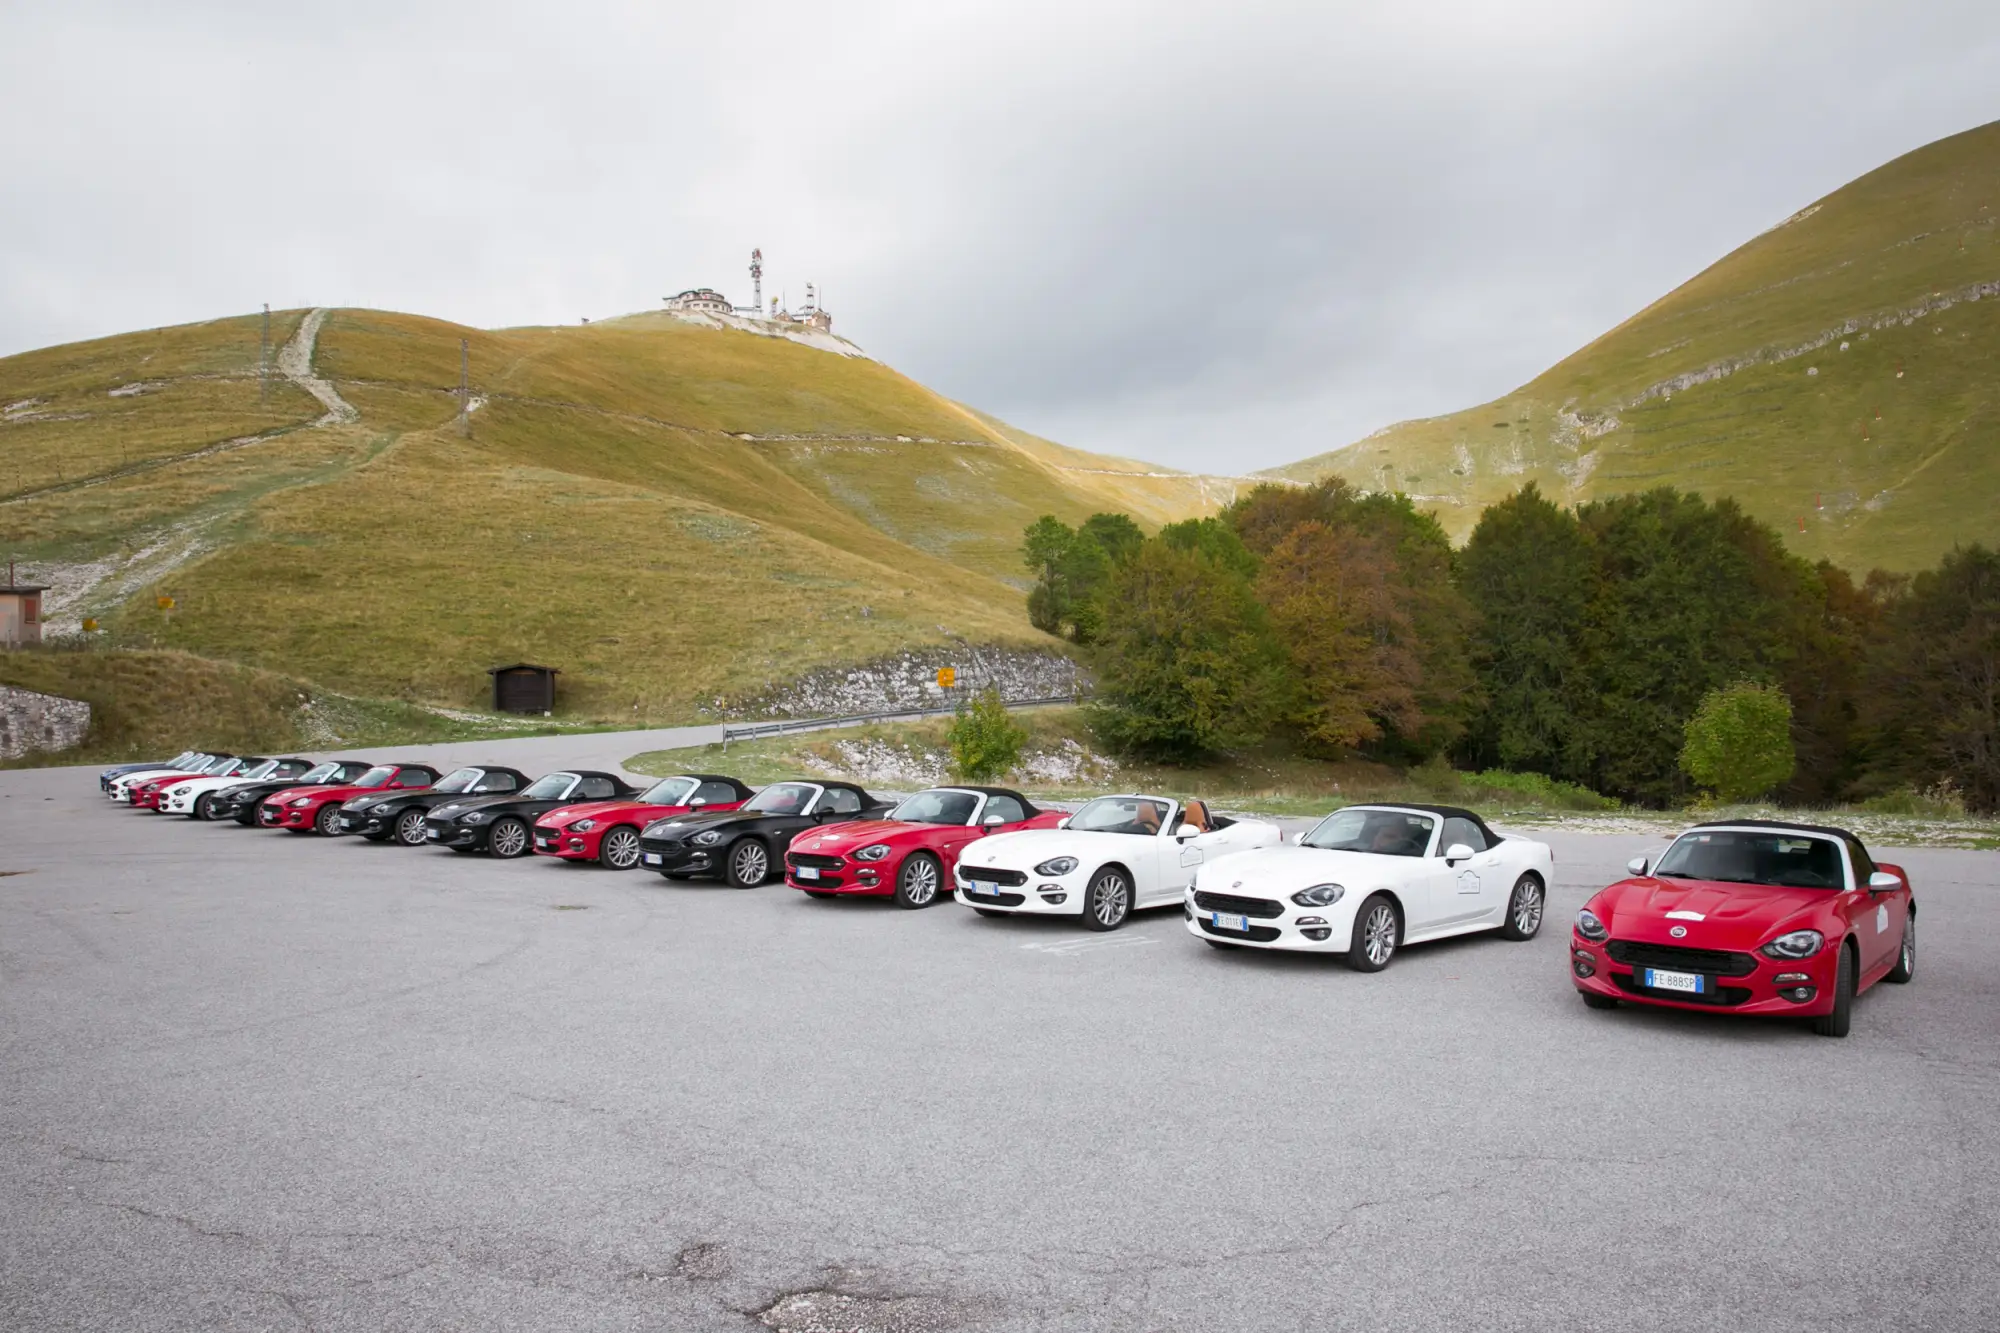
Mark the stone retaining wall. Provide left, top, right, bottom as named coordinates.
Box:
left=0, top=684, right=91, bottom=760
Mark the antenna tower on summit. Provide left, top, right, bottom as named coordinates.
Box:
left=750, top=249, right=763, bottom=317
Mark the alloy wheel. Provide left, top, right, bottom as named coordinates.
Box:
left=602, top=827, right=642, bottom=870
left=1091, top=873, right=1130, bottom=928
left=900, top=856, right=939, bottom=906
left=1512, top=880, right=1544, bottom=936
left=396, top=809, right=428, bottom=846
left=1363, top=903, right=1397, bottom=966
left=732, top=841, right=768, bottom=885
left=490, top=820, right=528, bottom=858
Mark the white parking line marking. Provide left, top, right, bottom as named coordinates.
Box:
left=1018, top=935, right=1159, bottom=957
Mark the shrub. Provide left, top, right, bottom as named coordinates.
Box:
left=1680, top=682, right=1796, bottom=802
left=946, top=685, right=1028, bottom=782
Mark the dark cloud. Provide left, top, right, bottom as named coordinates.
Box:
left=3, top=1, right=1996, bottom=472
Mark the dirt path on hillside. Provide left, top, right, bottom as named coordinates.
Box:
left=277, top=308, right=357, bottom=426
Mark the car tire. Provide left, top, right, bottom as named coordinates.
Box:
left=893, top=852, right=943, bottom=909
left=973, top=907, right=1010, bottom=918
left=598, top=826, right=643, bottom=870
left=488, top=818, right=531, bottom=859
left=194, top=793, right=217, bottom=821
left=395, top=809, right=429, bottom=847
left=1580, top=991, right=1619, bottom=1010
left=725, top=839, right=770, bottom=888
left=313, top=805, right=342, bottom=837
left=1812, top=943, right=1856, bottom=1038
left=1885, top=912, right=1916, bottom=984
left=1346, top=893, right=1400, bottom=972
left=1081, top=866, right=1132, bottom=932
left=1498, top=873, right=1545, bottom=940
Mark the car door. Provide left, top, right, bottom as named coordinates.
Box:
left=1844, top=837, right=1905, bottom=979
left=1433, top=816, right=1504, bottom=928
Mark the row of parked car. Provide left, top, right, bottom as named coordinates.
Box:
left=98, top=749, right=1918, bottom=1037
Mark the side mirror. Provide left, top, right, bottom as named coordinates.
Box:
left=1056, top=816, right=1069, bottom=829
left=1627, top=856, right=1649, bottom=877
left=1868, top=871, right=1900, bottom=892
left=983, top=813, right=1006, bottom=826
left=1175, top=823, right=1200, bottom=841
left=1445, top=842, right=1475, bottom=863
left=689, top=797, right=707, bottom=808
left=1291, top=831, right=1306, bottom=845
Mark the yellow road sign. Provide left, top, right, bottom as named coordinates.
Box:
left=81, top=617, right=99, bottom=632
left=157, top=596, right=176, bottom=611
left=937, top=667, right=956, bottom=688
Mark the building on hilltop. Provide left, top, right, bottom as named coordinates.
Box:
left=663, top=287, right=732, bottom=315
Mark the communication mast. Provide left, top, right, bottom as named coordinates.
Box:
left=750, top=248, right=763, bottom=318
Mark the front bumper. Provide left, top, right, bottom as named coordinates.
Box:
left=1569, top=933, right=1838, bottom=1016
left=338, top=808, right=394, bottom=837
left=259, top=803, right=316, bottom=829
left=785, top=851, right=894, bottom=895
left=638, top=837, right=716, bottom=876
left=423, top=820, right=486, bottom=849
left=953, top=865, right=1081, bottom=915
left=1183, top=889, right=1354, bottom=950
left=534, top=825, right=600, bottom=860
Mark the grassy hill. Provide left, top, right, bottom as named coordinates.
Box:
left=1270, top=119, right=2000, bottom=571
left=1, top=308, right=1236, bottom=722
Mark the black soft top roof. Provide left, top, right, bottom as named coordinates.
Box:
left=676, top=773, right=755, bottom=794
left=936, top=784, right=1040, bottom=814
left=1690, top=817, right=1864, bottom=845
left=1344, top=802, right=1505, bottom=844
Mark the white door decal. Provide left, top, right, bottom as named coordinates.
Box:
left=1876, top=904, right=1889, bottom=933
left=1457, top=870, right=1481, bottom=895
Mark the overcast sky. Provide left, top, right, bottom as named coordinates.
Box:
left=3, top=1, right=1996, bottom=473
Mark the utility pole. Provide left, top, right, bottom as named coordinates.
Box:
left=259, top=304, right=271, bottom=404
left=458, top=338, right=470, bottom=437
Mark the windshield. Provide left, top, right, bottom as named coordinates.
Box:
left=891, top=790, right=980, bottom=825
left=641, top=777, right=698, bottom=806
left=1068, top=797, right=1172, bottom=836
left=295, top=762, right=342, bottom=783
left=521, top=774, right=580, bottom=800
left=1304, top=808, right=1436, bottom=856
left=353, top=766, right=398, bottom=789
left=1654, top=830, right=1846, bottom=889
left=199, top=756, right=239, bottom=774
left=240, top=759, right=281, bottom=780
left=746, top=782, right=817, bottom=815
left=433, top=768, right=483, bottom=793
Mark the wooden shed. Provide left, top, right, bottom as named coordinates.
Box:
left=487, top=663, right=559, bottom=715
left=0, top=579, right=50, bottom=647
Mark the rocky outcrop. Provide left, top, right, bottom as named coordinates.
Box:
left=0, top=684, right=91, bottom=759
left=734, top=645, right=1085, bottom=719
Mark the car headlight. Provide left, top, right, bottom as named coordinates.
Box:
left=460, top=811, right=490, bottom=824
left=571, top=819, right=596, bottom=832
left=289, top=796, right=313, bottom=807
left=372, top=803, right=394, bottom=815
left=694, top=829, right=723, bottom=845
left=1034, top=856, right=1078, bottom=876
left=1290, top=883, right=1346, bottom=907
left=1760, top=929, right=1825, bottom=960
left=1575, top=908, right=1609, bottom=941
left=853, top=843, right=892, bottom=861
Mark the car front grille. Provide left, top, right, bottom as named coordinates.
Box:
left=961, top=868, right=1027, bottom=887
left=1611, top=973, right=1754, bottom=1006
left=789, top=853, right=845, bottom=870
left=1605, top=940, right=1758, bottom=978
left=963, top=889, right=1026, bottom=906
left=1197, top=916, right=1283, bottom=943
left=1192, top=891, right=1286, bottom=919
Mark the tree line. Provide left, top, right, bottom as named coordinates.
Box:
left=1022, top=478, right=2000, bottom=812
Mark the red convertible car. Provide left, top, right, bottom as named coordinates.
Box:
left=533, top=773, right=754, bottom=869
left=1571, top=819, right=1915, bottom=1037
left=128, top=756, right=265, bottom=810
left=259, top=762, right=442, bottom=836
left=785, top=785, right=1063, bottom=908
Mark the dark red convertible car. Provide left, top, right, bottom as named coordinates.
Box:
left=784, top=785, right=1063, bottom=908
left=1571, top=819, right=1915, bottom=1037
left=533, top=773, right=753, bottom=869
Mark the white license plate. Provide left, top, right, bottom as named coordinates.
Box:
left=1643, top=967, right=1706, bottom=994
left=425, top=828, right=440, bottom=840
left=644, top=853, right=662, bottom=866
left=796, top=866, right=820, bottom=880
left=968, top=881, right=1000, bottom=896
left=1210, top=912, right=1250, bottom=932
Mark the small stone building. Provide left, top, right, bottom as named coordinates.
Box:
left=488, top=663, right=560, bottom=715
left=0, top=579, right=49, bottom=646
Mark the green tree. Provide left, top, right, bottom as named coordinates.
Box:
left=1459, top=484, right=1593, bottom=775
left=1680, top=682, right=1797, bottom=802
left=1087, top=540, right=1290, bottom=761
left=946, top=684, right=1029, bottom=782
left=1079, top=512, right=1145, bottom=566
left=1022, top=515, right=1076, bottom=636
left=1021, top=512, right=1144, bottom=644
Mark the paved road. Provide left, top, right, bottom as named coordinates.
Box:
left=3, top=767, right=1996, bottom=1332
left=322, top=722, right=725, bottom=779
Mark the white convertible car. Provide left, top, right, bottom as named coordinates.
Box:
left=1185, top=804, right=1553, bottom=970
left=159, top=756, right=317, bottom=818
left=954, top=793, right=1281, bottom=930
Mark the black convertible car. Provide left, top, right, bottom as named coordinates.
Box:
left=638, top=779, right=891, bottom=887
left=337, top=765, right=532, bottom=844
left=422, top=770, right=638, bottom=858
left=206, top=760, right=376, bottom=825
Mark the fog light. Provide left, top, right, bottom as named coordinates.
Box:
left=1572, top=949, right=1596, bottom=978
left=1040, top=892, right=1067, bottom=905
left=567, top=838, right=584, bottom=849
left=1775, top=973, right=1809, bottom=985
left=1037, top=883, right=1064, bottom=893
left=1782, top=986, right=1816, bottom=1003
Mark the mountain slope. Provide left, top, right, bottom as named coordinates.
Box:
left=0, top=307, right=1237, bottom=718
left=1271, top=118, right=2000, bottom=571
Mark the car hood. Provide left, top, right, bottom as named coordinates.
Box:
left=1588, top=876, right=1833, bottom=945
left=268, top=784, right=373, bottom=803
left=642, top=807, right=772, bottom=838
left=114, top=767, right=197, bottom=789
left=540, top=799, right=690, bottom=828
left=957, top=826, right=1162, bottom=870
left=343, top=787, right=450, bottom=810
left=789, top=819, right=932, bottom=854
left=1187, top=845, right=1430, bottom=894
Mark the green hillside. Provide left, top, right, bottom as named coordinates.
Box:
left=0, top=307, right=1235, bottom=720
left=1271, top=119, right=2000, bottom=571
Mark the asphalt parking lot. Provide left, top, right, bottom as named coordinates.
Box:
left=3, top=765, right=1997, bottom=1332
